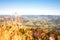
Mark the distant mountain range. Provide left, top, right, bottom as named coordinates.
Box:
left=0, top=15, right=60, bottom=30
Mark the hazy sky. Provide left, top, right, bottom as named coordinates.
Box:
left=0, top=0, right=60, bottom=15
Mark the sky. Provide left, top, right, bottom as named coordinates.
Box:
left=0, top=0, right=60, bottom=15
